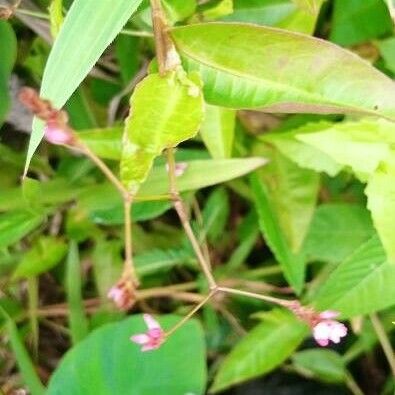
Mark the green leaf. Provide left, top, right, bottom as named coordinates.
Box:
left=13, top=237, right=67, bottom=279
left=49, top=0, right=64, bottom=38
left=211, top=309, right=308, bottom=392
left=262, top=121, right=343, bottom=177
left=366, top=165, right=395, bottom=263
left=66, top=241, right=89, bottom=344
left=292, top=349, right=346, bottom=383
left=47, top=315, right=207, bottom=395
left=1, top=309, right=45, bottom=395
left=250, top=173, right=305, bottom=293
left=27, top=0, right=144, bottom=173
left=291, top=0, right=324, bottom=14
left=171, top=23, right=395, bottom=120
left=0, top=21, right=17, bottom=126
left=200, top=104, right=235, bottom=159
left=163, top=0, right=197, bottom=23
left=379, top=37, right=395, bottom=74
left=0, top=211, right=44, bottom=250
left=295, top=118, right=395, bottom=181
left=314, top=235, right=395, bottom=318
left=303, top=204, right=375, bottom=263
left=120, top=71, right=204, bottom=193
left=78, top=127, right=123, bottom=160
left=258, top=145, right=319, bottom=252
left=330, top=0, right=393, bottom=47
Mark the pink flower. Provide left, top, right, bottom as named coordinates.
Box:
left=130, top=314, right=165, bottom=351
left=44, top=121, right=74, bottom=145
left=313, top=311, right=347, bottom=347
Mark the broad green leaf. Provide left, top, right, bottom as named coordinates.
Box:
left=13, top=237, right=67, bottom=279
left=296, top=118, right=395, bottom=181
left=303, top=204, right=375, bottom=263
left=80, top=158, right=267, bottom=219
left=116, top=34, right=140, bottom=85
left=200, top=104, right=235, bottom=159
left=171, top=23, right=395, bottom=120
left=250, top=173, right=305, bottom=293
left=120, top=71, right=204, bottom=193
left=330, top=0, right=393, bottom=47
left=258, top=145, right=319, bottom=253
left=78, top=127, right=123, bottom=160
left=0, top=211, right=44, bottom=249
left=262, top=121, right=343, bottom=177
left=314, top=236, right=395, bottom=318
left=211, top=309, right=308, bottom=392
left=366, top=166, right=395, bottom=263
left=1, top=309, right=45, bottom=395
left=292, top=349, right=346, bottom=383
left=199, top=0, right=234, bottom=20
left=0, top=21, right=17, bottom=126
left=27, top=0, right=144, bottom=173
left=66, top=242, right=89, bottom=344
left=47, top=315, right=206, bottom=395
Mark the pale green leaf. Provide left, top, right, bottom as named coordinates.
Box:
left=314, top=235, right=395, bottom=318
left=171, top=23, right=395, bottom=120
left=26, top=0, right=144, bottom=173
left=366, top=166, right=395, bottom=263
left=379, top=37, right=395, bottom=74
left=303, top=204, right=375, bottom=263
left=200, top=104, right=235, bottom=159
left=163, top=0, right=197, bottom=23
left=120, top=71, right=204, bottom=193
left=13, top=237, right=67, bottom=279
left=262, top=121, right=343, bottom=177
left=250, top=173, right=305, bottom=293
left=211, top=309, right=308, bottom=392
left=48, top=0, right=64, bottom=38
left=296, top=118, right=395, bottom=181
left=47, top=315, right=206, bottom=395
left=291, top=0, right=325, bottom=14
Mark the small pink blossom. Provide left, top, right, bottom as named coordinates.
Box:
left=130, top=314, right=165, bottom=352
left=313, top=310, right=347, bottom=347
left=44, top=121, right=74, bottom=145
left=165, top=162, right=188, bottom=177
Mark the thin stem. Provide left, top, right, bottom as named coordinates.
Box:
left=345, top=373, right=364, bottom=395
left=165, top=291, right=215, bottom=337
left=76, top=142, right=129, bottom=199
left=218, top=286, right=294, bottom=307
left=166, top=148, right=217, bottom=289
left=124, top=199, right=139, bottom=286
left=370, top=313, right=395, bottom=376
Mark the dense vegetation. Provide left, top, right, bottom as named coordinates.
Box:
left=1, top=0, right=395, bottom=394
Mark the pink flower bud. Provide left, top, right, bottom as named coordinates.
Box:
left=107, top=279, right=136, bottom=311
left=165, top=162, right=188, bottom=177
left=44, top=121, right=74, bottom=145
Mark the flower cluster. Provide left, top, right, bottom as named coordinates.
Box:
left=107, top=277, right=136, bottom=311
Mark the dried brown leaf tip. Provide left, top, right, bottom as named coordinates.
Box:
left=19, top=87, right=75, bottom=145
left=0, top=0, right=21, bottom=20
